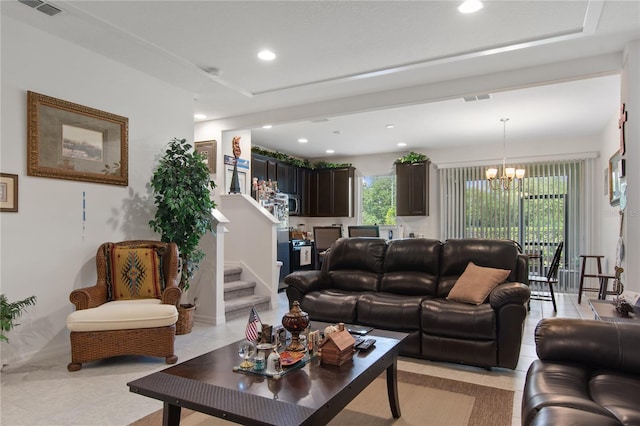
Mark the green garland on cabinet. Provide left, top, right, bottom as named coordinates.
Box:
left=251, top=146, right=351, bottom=169
left=394, top=151, right=429, bottom=164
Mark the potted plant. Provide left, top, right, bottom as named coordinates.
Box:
left=1, top=294, right=37, bottom=343
left=149, top=138, right=216, bottom=334
left=394, top=151, right=429, bottom=164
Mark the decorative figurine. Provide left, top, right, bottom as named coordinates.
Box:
left=266, top=347, right=282, bottom=376
left=282, top=301, right=310, bottom=352
left=237, top=340, right=256, bottom=369
left=229, top=136, right=241, bottom=194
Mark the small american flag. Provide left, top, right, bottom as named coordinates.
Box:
left=245, top=306, right=261, bottom=342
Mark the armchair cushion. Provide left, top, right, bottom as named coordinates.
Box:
left=66, top=299, right=178, bottom=332
left=446, top=262, right=510, bottom=305
left=109, top=246, right=163, bottom=300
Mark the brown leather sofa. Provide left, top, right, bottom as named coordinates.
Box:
left=522, top=318, right=640, bottom=425
left=285, top=237, right=530, bottom=369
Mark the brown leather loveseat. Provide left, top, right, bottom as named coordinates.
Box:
left=285, top=237, right=530, bottom=369
left=522, top=318, right=640, bottom=425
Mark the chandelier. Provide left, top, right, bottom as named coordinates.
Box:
left=486, top=118, right=525, bottom=190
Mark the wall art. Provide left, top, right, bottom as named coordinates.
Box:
left=27, top=91, right=128, bottom=186
left=0, top=173, right=18, bottom=212
left=194, top=140, right=216, bottom=173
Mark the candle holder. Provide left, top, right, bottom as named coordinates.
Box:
left=281, top=301, right=309, bottom=352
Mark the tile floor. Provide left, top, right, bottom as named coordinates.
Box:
left=1, top=292, right=594, bottom=426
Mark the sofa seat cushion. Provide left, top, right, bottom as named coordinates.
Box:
left=421, top=299, right=495, bottom=340
left=300, top=290, right=360, bottom=323
left=590, top=370, right=640, bottom=425
left=521, top=360, right=616, bottom=425
left=66, top=299, right=178, bottom=332
left=357, top=293, right=427, bottom=331
left=529, top=406, right=622, bottom=426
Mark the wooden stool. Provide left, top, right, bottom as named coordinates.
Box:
left=578, top=255, right=604, bottom=304
left=598, top=274, right=618, bottom=300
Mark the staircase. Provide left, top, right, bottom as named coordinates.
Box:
left=224, top=263, right=271, bottom=320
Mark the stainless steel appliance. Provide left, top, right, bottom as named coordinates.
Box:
left=285, top=193, right=300, bottom=216
left=273, top=193, right=290, bottom=286
left=290, top=239, right=315, bottom=273
left=256, top=191, right=290, bottom=287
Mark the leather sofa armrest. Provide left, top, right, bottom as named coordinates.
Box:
left=284, top=270, right=326, bottom=294
left=489, top=282, right=530, bottom=308
left=535, top=318, right=640, bottom=374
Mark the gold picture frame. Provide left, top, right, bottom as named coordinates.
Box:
left=0, top=173, right=18, bottom=212
left=609, top=151, right=622, bottom=206
left=27, top=91, right=128, bottom=186
left=194, top=140, right=216, bottom=173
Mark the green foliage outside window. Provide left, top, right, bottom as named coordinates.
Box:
left=362, top=175, right=396, bottom=225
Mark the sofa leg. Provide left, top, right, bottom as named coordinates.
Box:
left=166, top=355, right=178, bottom=364
left=67, top=362, right=82, bottom=372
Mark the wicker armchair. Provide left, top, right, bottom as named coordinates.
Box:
left=66, top=240, right=182, bottom=371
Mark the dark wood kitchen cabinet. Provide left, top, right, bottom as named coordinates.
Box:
left=251, top=153, right=298, bottom=194
left=251, top=153, right=277, bottom=183
left=313, top=167, right=355, bottom=217
left=396, top=161, right=429, bottom=216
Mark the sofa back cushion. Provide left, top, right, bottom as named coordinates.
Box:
left=381, top=239, right=441, bottom=295
left=438, top=239, right=519, bottom=297
left=326, top=237, right=387, bottom=292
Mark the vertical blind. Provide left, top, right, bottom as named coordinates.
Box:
left=439, top=160, right=588, bottom=293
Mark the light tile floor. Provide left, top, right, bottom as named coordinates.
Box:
left=1, top=292, right=593, bottom=426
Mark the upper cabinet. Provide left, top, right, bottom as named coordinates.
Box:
left=313, top=167, right=355, bottom=217
left=251, top=152, right=355, bottom=217
left=396, top=161, right=429, bottom=216
left=251, top=153, right=298, bottom=194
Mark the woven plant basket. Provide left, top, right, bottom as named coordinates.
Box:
left=176, top=304, right=195, bottom=335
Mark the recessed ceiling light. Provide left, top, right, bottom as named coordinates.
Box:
left=258, top=50, right=276, bottom=61
left=298, top=138, right=308, bottom=143
left=262, top=124, right=272, bottom=129
left=385, top=124, right=395, bottom=129
left=326, top=149, right=335, bottom=154
left=458, top=0, right=483, bottom=14
left=194, top=113, right=206, bottom=120
left=397, top=142, right=407, bottom=147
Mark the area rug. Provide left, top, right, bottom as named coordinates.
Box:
left=130, top=370, right=513, bottom=426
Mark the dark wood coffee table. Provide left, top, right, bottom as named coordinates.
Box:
left=128, top=326, right=407, bottom=425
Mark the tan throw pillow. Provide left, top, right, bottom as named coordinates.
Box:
left=447, top=262, right=511, bottom=305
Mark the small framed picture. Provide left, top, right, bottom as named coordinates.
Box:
left=0, top=173, right=18, bottom=212
left=609, top=151, right=622, bottom=206
left=273, top=325, right=287, bottom=351
left=194, top=140, right=216, bottom=173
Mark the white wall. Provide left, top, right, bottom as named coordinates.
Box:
left=0, top=16, right=194, bottom=365
left=618, top=40, right=640, bottom=293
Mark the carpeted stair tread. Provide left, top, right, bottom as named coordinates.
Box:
left=225, top=295, right=270, bottom=320
left=224, top=280, right=257, bottom=301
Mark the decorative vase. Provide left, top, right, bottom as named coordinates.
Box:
left=176, top=304, right=195, bottom=335
left=281, top=301, right=309, bottom=352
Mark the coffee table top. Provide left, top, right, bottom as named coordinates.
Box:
left=128, top=325, right=407, bottom=425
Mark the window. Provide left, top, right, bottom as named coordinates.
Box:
left=361, top=174, right=396, bottom=225
left=440, top=161, right=585, bottom=293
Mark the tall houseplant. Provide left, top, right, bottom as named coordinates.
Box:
left=149, top=138, right=217, bottom=297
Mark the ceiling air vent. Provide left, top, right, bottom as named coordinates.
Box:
left=463, top=94, right=492, bottom=102
left=18, top=0, right=62, bottom=16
